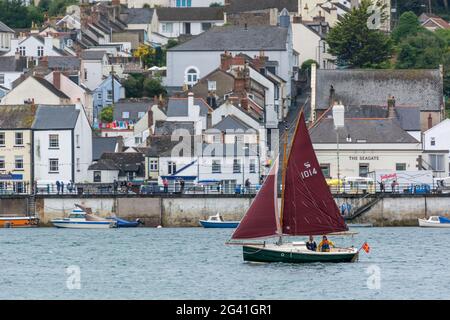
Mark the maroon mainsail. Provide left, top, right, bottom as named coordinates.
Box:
left=282, top=112, right=348, bottom=236
left=231, top=158, right=280, bottom=240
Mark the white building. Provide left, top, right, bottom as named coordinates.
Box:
left=32, top=105, right=92, bottom=185
left=80, top=50, right=109, bottom=91
left=0, top=55, right=28, bottom=90
left=4, top=35, right=65, bottom=59
left=423, top=119, right=450, bottom=177
left=124, top=0, right=223, bottom=8
left=0, top=20, right=15, bottom=53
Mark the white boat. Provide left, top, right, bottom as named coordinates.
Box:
left=199, top=214, right=240, bottom=228
left=418, top=216, right=450, bottom=228
left=51, top=208, right=116, bottom=229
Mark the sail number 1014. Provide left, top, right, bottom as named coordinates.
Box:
left=300, top=168, right=318, bottom=179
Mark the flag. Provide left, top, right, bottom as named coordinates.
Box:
left=362, top=242, right=370, bottom=253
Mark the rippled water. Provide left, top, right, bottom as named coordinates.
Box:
left=0, top=227, right=449, bottom=299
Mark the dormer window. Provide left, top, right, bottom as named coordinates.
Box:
left=431, top=137, right=436, bottom=146
left=186, top=68, right=199, bottom=85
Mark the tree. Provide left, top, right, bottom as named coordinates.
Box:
left=301, top=59, right=319, bottom=71
left=123, top=74, right=144, bottom=98
left=0, top=0, right=31, bottom=28
left=392, top=11, right=422, bottom=43
left=209, top=2, right=222, bottom=7
left=143, top=77, right=167, bottom=97
left=100, top=106, right=114, bottom=123
left=326, top=0, right=393, bottom=68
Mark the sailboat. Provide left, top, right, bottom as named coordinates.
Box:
left=228, top=111, right=360, bottom=263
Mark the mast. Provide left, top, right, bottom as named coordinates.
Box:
left=279, top=127, right=288, bottom=233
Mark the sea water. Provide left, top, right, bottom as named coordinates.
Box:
left=0, top=227, right=449, bottom=299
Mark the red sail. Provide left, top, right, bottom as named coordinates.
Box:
left=231, top=158, right=280, bottom=240
left=282, top=112, right=348, bottom=236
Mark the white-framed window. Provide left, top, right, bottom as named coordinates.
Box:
left=15, top=132, right=23, bottom=146
left=249, top=159, right=256, bottom=173
left=162, top=23, right=173, bottom=33
left=76, top=158, right=80, bottom=172
left=0, top=156, right=5, bottom=169
left=430, top=137, right=436, bottom=146
left=18, top=46, right=25, bottom=56
left=49, top=134, right=59, bottom=148
left=84, top=68, right=88, bottom=80
left=0, top=132, right=5, bottom=146
left=320, top=163, right=330, bottom=178
left=150, top=160, right=158, bottom=171
left=15, top=156, right=23, bottom=170
left=135, top=137, right=142, bottom=144
left=76, top=134, right=80, bottom=148
left=93, top=171, right=101, bottom=183
left=49, top=158, right=59, bottom=173
left=138, top=112, right=145, bottom=119
left=168, top=161, right=176, bottom=174
left=207, top=80, right=216, bottom=91
left=122, top=112, right=130, bottom=119
left=37, top=46, right=44, bottom=57
left=212, top=160, right=221, bottom=173
left=429, top=154, right=445, bottom=171
left=97, top=92, right=102, bottom=99
left=107, top=90, right=113, bottom=101
left=202, top=22, right=212, bottom=31
left=0, top=74, right=4, bottom=84
left=233, top=159, right=241, bottom=173
left=185, top=67, right=199, bottom=85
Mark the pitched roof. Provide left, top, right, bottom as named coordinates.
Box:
left=46, top=56, right=81, bottom=70
left=88, top=158, right=119, bottom=171
left=125, top=8, right=154, bottom=24
left=168, top=25, right=289, bottom=51
left=113, top=99, right=152, bottom=122
left=92, top=136, right=119, bottom=161
left=146, top=135, right=184, bottom=157
left=0, top=56, right=28, bottom=72
left=225, top=0, right=298, bottom=13
left=166, top=98, right=211, bottom=117
left=315, top=69, right=443, bottom=111
left=0, top=105, right=36, bottom=129
left=156, top=7, right=224, bottom=21
left=32, top=105, right=79, bottom=130
left=154, top=120, right=195, bottom=135
left=0, top=20, right=14, bottom=33
left=81, top=50, right=107, bottom=60
left=99, top=152, right=145, bottom=176
left=212, top=114, right=253, bottom=131
left=33, top=76, right=70, bottom=99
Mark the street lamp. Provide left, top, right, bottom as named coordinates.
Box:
left=332, top=101, right=345, bottom=192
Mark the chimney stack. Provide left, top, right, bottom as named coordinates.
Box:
left=241, top=97, right=249, bottom=110
left=53, top=71, right=61, bottom=90
left=387, top=95, right=396, bottom=118
left=188, top=92, right=194, bottom=111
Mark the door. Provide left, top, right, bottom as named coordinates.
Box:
left=184, top=22, right=191, bottom=35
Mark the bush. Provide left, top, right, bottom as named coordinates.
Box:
left=100, top=106, right=114, bottom=123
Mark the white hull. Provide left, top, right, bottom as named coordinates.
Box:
left=52, top=221, right=114, bottom=229
left=418, top=218, right=450, bottom=228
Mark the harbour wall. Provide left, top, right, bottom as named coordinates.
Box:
left=1, top=194, right=450, bottom=227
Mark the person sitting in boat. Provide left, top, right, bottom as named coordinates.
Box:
left=306, top=236, right=317, bottom=251
left=318, top=236, right=335, bottom=252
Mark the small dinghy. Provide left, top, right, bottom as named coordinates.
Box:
left=199, top=214, right=240, bottom=228
left=418, top=216, right=450, bottom=228
left=108, top=216, right=144, bottom=228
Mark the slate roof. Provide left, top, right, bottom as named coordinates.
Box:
left=46, top=56, right=81, bottom=70
left=125, top=8, right=154, bottom=24
left=0, top=20, right=14, bottom=33
left=0, top=105, right=36, bottom=129
left=154, top=120, right=195, bottom=136
left=92, top=136, right=119, bottom=161
left=113, top=99, right=152, bottom=122
left=315, top=69, right=443, bottom=111
left=0, top=56, right=28, bottom=72
left=225, top=0, right=298, bottom=13
left=156, top=7, right=224, bottom=21
left=166, top=98, right=211, bottom=117
left=33, top=76, right=70, bottom=99
left=146, top=135, right=187, bottom=157
left=99, top=152, right=145, bottom=176
left=81, top=50, right=107, bottom=60
left=32, top=105, right=79, bottom=130
left=88, top=158, right=119, bottom=171
left=168, top=25, right=289, bottom=51
left=212, top=115, right=253, bottom=131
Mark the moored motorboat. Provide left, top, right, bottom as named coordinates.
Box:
left=108, top=216, right=144, bottom=228
left=51, top=208, right=116, bottom=229
left=199, top=214, right=240, bottom=228
left=418, top=216, right=450, bottom=228
left=0, top=216, right=39, bottom=228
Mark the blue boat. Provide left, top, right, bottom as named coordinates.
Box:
left=108, top=216, right=144, bottom=228
left=199, top=214, right=240, bottom=228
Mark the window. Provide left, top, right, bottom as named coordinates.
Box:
left=429, top=154, right=445, bottom=171
left=430, top=137, right=436, bottom=146
left=233, top=159, right=241, bottom=173
left=249, top=159, right=256, bottom=173
left=107, top=90, right=113, bottom=101
left=18, top=46, right=25, bottom=56
left=207, top=80, right=216, bottom=91
left=212, top=160, right=221, bottom=173
left=320, top=164, right=330, bottom=178
left=49, top=134, right=59, bottom=148
left=84, top=69, right=87, bottom=81
left=138, top=112, right=145, bottom=119
left=0, top=74, right=4, bottom=85
left=135, top=137, right=142, bottom=144
left=97, top=92, right=102, bottom=99
left=0, top=156, right=4, bottom=169
left=202, top=23, right=212, bottom=31
left=122, top=112, right=130, bottom=119
left=359, top=164, right=369, bottom=177
left=15, top=132, right=23, bottom=146
left=168, top=161, right=176, bottom=174
left=396, top=163, right=406, bottom=171
left=15, top=156, right=23, bottom=170
left=127, top=171, right=135, bottom=181
left=0, top=132, right=4, bottom=146
left=186, top=68, right=199, bottom=85
left=37, top=46, right=44, bottom=57
left=76, top=158, right=80, bottom=172
left=162, top=23, right=173, bottom=33
left=150, top=160, right=158, bottom=171
left=93, top=171, right=101, bottom=183
left=14, top=182, right=24, bottom=194
left=49, top=159, right=59, bottom=173
left=76, top=134, right=80, bottom=148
